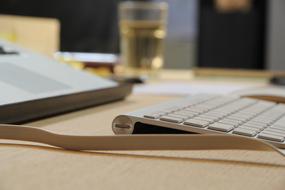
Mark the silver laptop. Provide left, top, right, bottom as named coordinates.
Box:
left=0, top=40, right=132, bottom=123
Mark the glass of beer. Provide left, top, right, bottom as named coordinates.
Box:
left=119, top=1, right=168, bottom=77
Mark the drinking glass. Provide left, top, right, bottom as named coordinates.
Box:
left=119, top=1, right=168, bottom=77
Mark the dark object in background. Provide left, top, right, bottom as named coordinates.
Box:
left=270, top=76, right=285, bottom=86
left=197, top=0, right=267, bottom=70
left=0, top=0, right=120, bottom=53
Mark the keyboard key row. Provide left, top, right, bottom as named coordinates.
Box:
left=142, top=95, right=285, bottom=143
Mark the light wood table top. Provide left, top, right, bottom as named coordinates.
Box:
left=0, top=75, right=285, bottom=190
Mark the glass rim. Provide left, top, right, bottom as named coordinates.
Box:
left=119, top=1, right=168, bottom=10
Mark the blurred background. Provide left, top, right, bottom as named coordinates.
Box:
left=0, top=0, right=284, bottom=72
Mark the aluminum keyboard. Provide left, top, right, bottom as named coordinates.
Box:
left=136, top=94, right=285, bottom=146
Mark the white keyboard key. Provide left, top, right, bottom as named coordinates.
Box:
left=238, top=125, right=261, bottom=132
left=194, top=116, right=215, bottom=123
left=261, top=130, right=285, bottom=137
left=157, top=111, right=169, bottom=115
left=205, top=112, right=226, bottom=117
left=257, top=133, right=285, bottom=142
left=270, top=124, right=285, bottom=130
left=144, top=114, right=160, bottom=119
left=275, top=117, right=285, bottom=123
left=174, top=110, right=197, bottom=117
left=231, top=113, right=251, bottom=119
left=267, top=127, right=285, bottom=133
left=160, top=116, right=183, bottom=123
left=227, top=118, right=244, bottom=124
left=219, top=118, right=242, bottom=126
left=197, top=115, right=219, bottom=121
left=251, top=119, right=272, bottom=125
left=168, top=114, right=189, bottom=120
left=201, top=114, right=222, bottom=120
left=184, top=119, right=209, bottom=128
left=185, top=108, right=205, bottom=114
left=208, top=123, right=234, bottom=132
left=242, top=123, right=266, bottom=130
left=166, top=107, right=181, bottom=113
left=245, top=121, right=268, bottom=127
left=232, top=128, right=257, bottom=137
left=227, top=116, right=248, bottom=122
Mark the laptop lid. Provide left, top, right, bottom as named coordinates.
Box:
left=0, top=40, right=132, bottom=123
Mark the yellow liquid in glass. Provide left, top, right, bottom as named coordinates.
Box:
left=120, top=21, right=166, bottom=76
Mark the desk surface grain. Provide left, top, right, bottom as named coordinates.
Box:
left=0, top=94, right=285, bottom=190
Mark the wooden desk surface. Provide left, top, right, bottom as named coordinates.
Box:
left=0, top=76, right=285, bottom=190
